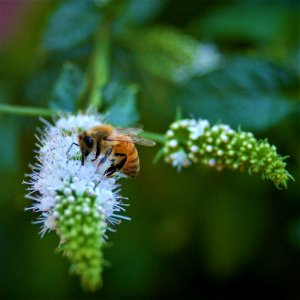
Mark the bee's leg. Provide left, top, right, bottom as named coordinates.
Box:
left=95, top=148, right=113, bottom=173
left=98, top=148, right=112, bottom=165
left=115, top=153, right=127, bottom=170
left=66, top=142, right=79, bottom=155
left=104, top=153, right=127, bottom=177
left=104, top=165, right=117, bottom=177
left=91, top=144, right=101, bottom=162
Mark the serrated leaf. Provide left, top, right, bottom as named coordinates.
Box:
left=49, top=63, right=85, bottom=111
left=43, top=0, right=100, bottom=52
left=102, top=81, right=139, bottom=126
left=170, top=57, right=298, bottom=131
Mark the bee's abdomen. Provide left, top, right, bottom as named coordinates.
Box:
left=123, top=144, right=140, bottom=177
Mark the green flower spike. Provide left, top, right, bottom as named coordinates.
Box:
left=54, top=181, right=106, bottom=291
left=163, top=118, right=293, bottom=189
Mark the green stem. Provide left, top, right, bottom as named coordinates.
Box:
left=88, top=20, right=111, bottom=109
left=141, top=131, right=166, bottom=144
left=0, top=104, right=59, bottom=117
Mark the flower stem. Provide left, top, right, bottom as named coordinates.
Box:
left=88, top=20, right=111, bottom=110
left=141, top=131, right=166, bottom=144
left=0, top=104, right=58, bottom=117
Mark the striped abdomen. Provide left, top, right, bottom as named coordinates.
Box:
left=114, top=142, right=140, bottom=177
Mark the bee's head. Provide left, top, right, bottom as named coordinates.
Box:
left=78, top=132, right=94, bottom=165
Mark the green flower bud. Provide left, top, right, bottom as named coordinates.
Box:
left=163, top=118, right=293, bottom=189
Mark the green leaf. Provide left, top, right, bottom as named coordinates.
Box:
left=108, top=0, right=165, bottom=38
left=190, top=2, right=295, bottom=45
left=49, top=63, right=85, bottom=111
left=121, top=0, right=165, bottom=25
left=125, top=26, right=220, bottom=83
left=102, top=81, right=139, bottom=126
left=43, top=0, right=100, bottom=52
left=170, top=57, right=299, bottom=131
left=189, top=2, right=298, bottom=63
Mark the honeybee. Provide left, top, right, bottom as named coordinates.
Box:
left=76, top=124, right=155, bottom=177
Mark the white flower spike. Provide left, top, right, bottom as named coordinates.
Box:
left=23, top=111, right=128, bottom=291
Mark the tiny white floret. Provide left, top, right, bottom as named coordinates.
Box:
left=67, top=195, right=75, bottom=203
left=206, top=145, right=213, bottom=152
left=220, top=134, right=229, bottom=143
left=168, top=139, right=178, bottom=148
left=169, top=150, right=191, bottom=171
left=217, top=150, right=223, bottom=156
left=208, top=159, right=216, bottom=166
left=64, top=188, right=72, bottom=196
left=191, top=145, right=199, bottom=153
left=171, top=122, right=179, bottom=130
left=64, top=209, right=72, bottom=216
left=166, top=130, right=174, bottom=137
left=189, top=119, right=210, bottom=140
left=180, top=119, right=189, bottom=127
left=82, top=206, right=91, bottom=215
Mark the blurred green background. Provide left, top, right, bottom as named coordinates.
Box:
left=0, top=0, right=299, bottom=299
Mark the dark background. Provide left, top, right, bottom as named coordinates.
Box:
left=0, top=0, right=299, bottom=299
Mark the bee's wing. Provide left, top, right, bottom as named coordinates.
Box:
left=105, top=134, right=156, bottom=146
left=115, top=127, right=144, bottom=135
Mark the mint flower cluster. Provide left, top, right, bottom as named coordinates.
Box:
left=24, top=112, right=128, bottom=291
left=163, top=119, right=293, bottom=189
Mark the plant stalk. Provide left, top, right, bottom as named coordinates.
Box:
left=0, top=104, right=58, bottom=117
left=88, top=20, right=111, bottom=109
left=141, top=131, right=166, bottom=144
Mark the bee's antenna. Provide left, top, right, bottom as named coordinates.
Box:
left=66, top=142, right=79, bottom=155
